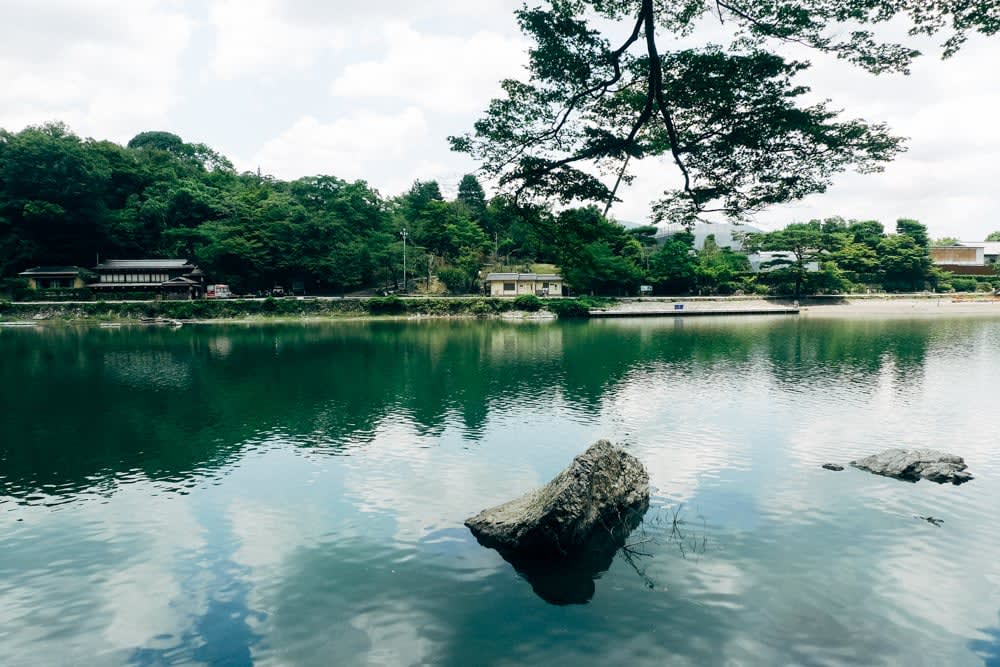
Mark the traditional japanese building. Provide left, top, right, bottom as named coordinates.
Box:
left=91, top=259, right=205, bottom=299
left=484, top=272, right=564, bottom=297
left=18, top=266, right=90, bottom=290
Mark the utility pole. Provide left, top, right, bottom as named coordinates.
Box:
left=400, top=228, right=408, bottom=293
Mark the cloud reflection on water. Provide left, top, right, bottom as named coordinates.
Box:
left=2, top=317, right=1000, bottom=664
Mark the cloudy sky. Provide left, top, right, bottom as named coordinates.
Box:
left=2, top=0, right=998, bottom=240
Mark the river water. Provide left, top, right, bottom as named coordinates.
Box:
left=1, top=316, right=999, bottom=666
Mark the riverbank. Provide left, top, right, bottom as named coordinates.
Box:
left=0, top=296, right=608, bottom=324
left=590, top=295, right=1000, bottom=319
left=800, top=296, right=1000, bottom=318
left=2, top=294, right=999, bottom=325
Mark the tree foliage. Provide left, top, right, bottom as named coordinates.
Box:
left=451, top=0, right=997, bottom=221
left=0, top=123, right=978, bottom=299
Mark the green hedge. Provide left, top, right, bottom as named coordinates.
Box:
left=544, top=298, right=599, bottom=318
left=950, top=277, right=978, bottom=292
left=0, top=297, right=527, bottom=321
left=513, top=294, right=542, bottom=312
left=0, top=296, right=634, bottom=321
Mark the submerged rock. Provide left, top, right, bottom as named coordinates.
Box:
left=822, top=463, right=844, bottom=471
left=500, top=508, right=646, bottom=605
left=916, top=515, right=944, bottom=527
left=465, top=440, right=649, bottom=560
left=850, top=449, right=973, bottom=485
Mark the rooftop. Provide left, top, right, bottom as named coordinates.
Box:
left=957, top=241, right=1000, bottom=255
left=484, top=272, right=562, bottom=281
left=18, top=266, right=86, bottom=276
left=94, top=259, right=194, bottom=270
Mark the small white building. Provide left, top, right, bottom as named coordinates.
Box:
left=484, top=272, right=563, bottom=297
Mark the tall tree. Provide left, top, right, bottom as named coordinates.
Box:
left=456, top=174, right=488, bottom=221
left=750, top=222, right=824, bottom=297
left=554, top=207, right=643, bottom=294
left=648, top=231, right=697, bottom=294
left=878, top=233, right=933, bottom=291
left=895, top=219, right=929, bottom=248
left=0, top=123, right=113, bottom=267
left=451, top=0, right=996, bottom=222
left=401, top=180, right=444, bottom=220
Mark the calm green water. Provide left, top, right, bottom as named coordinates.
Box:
left=2, top=316, right=1000, bottom=666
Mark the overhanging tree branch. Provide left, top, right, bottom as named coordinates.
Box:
left=451, top=0, right=990, bottom=221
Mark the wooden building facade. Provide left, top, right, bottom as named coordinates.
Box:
left=91, top=259, right=205, bottom=299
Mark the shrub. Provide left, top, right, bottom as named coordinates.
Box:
left=368, top=296, right=407, bottom=315
left=545, top=298, right=592, bottom=318
left=951, top=277, right=978, bottom=292
left=513, top=294, right=542, bottom=311
left=469, top=300, right=494, bottom=317
left=437, top=267, right=479, bottom=294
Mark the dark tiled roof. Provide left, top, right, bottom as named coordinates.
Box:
left=94, top=259, right=193, bottom=270
left=484, top=272, right=562, bottom=281
left=18, top=266, right=85, bottom=276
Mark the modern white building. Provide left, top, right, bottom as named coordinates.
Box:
left=957, top=242, right=1000, bottom=265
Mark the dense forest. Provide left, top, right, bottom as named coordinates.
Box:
left=0, top=123, right=997, bottom=299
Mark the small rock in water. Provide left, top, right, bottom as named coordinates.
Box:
left=822, top=463, right=844, bottom=471
left=850, top=449, right=973, bottom=485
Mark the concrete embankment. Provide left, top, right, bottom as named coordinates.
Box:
left=589, top=298, right=798, bottom=317
left=587, top=295, right=1000, bottom=319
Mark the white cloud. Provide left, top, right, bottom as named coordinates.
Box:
left=245, top=109, right=430, bottom=185
left=332, top=24, right=526, bottom=113
left=268, top=0, right=516, bottom=26
left=0, top=0, right=193, bottom=140
left=3, top=1, right=1000, bottom=236
left=607, top=35, right=1000, bottom=239
left=207, top=0, right=347, bottom=80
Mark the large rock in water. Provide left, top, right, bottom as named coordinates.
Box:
left=465, top=440, right=649, bottom=559
left=850, top=449, right=973, bottom=485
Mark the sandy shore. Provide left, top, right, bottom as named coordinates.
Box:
left=593, top=295, right=1000, bottom=319
left=800, top=296, right=1000, bottom=318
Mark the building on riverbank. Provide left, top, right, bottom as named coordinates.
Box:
left=955, top=242, right=1000, bottom=266
left=930, top=245, right=996, bottom=276
left=90, top=259, right=206, bottom=299
left=484, top=272, right=564, bottom=297
left=18, top=266, right=90, bottom=290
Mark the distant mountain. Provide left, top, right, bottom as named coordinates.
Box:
left=614, top=219, right=651, bottom=229
left=655, top=222, right=762, bottom=251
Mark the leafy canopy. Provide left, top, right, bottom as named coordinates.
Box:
left=451, top=0, right=998, bottom=222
